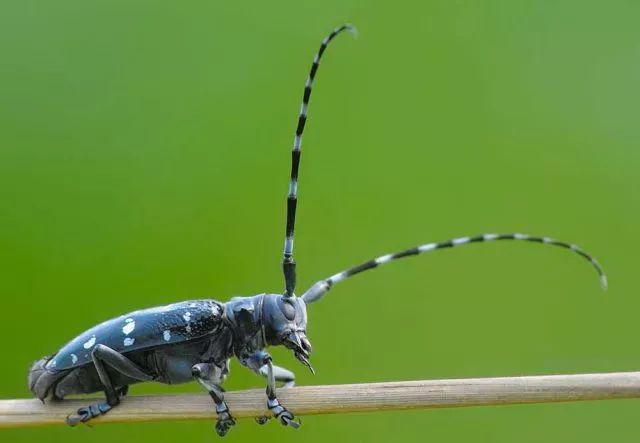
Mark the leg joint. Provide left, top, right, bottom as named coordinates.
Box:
left=91, top=344, right=107, bottom=356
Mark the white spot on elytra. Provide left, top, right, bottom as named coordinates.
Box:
left=185, top=325, right=192, bottom=333
left=189, top=303, right=197, bottom=307
left=122, top=318, right=135, bottom=335
left=83, top=336, right=96, bottom=349
left=163, top=330, right=171, bottom=341
left=123, top=337, right=135, bottom=346
left=183, top=312, right=191, bottom=322
left=50, top=360, right=57, bottom=368
left=71, top=354, right=78, bottom=364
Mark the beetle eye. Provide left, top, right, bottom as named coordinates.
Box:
left=281, top=300, right=296, bottom=321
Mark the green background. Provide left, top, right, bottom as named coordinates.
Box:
left=1, top=1, right=639, bottom=442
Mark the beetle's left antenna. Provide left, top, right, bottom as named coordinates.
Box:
left=282, top=23, right=357, bottom=297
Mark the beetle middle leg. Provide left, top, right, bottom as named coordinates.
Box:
left=66, top=344, right=153, bottom=426
left=192, top=362, right=235, bottom=437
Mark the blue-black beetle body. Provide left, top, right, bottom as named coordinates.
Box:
left=30, top=294, right=312, bottom=435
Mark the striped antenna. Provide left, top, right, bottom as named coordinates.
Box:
left=282, top=24, right=357, bottom=297
left=301, top=233, right=607, bottom=304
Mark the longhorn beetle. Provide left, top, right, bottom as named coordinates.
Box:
left=29, top=24, right=607, bottom=436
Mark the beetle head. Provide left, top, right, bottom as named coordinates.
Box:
left=262, top=294, right=314, bottom=373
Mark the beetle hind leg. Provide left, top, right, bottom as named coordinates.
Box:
left=66, top=345, right=152, bottom=427
left=66, top=400, right=114, bottom=426
left=65, top=385, right=131, bottom=426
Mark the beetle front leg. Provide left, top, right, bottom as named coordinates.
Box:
left=192, top=363, right=235, bottom=437
left=263, top=355, right=300, bottom=428
left=255, top=363, right=295, bottom=425
left=241, top=351, right=299, bottom=428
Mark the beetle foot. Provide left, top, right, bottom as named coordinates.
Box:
left=255, top=415, right=271, bottom=425
left=267, top=398, right=300, bottom=429
left=66, top=401, right=112, bottom=426
left=214, top=404, right=236, bottom=437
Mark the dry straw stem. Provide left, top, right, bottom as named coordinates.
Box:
left=2, top=371, right=640, bottom=428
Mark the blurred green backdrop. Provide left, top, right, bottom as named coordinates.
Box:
left=1, top=1, right=639, bottom=442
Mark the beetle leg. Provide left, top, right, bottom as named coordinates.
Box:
left=260, top=363, right=296, bottom=388
left=93, top=344, right=154, bottom=381
left=263, top=355, right=300, bottom=429
left=66, top=345, right=152, bottom=427
left=192, top=363, right=235, bottom=437
left=255, top=364, right=295, bottom=425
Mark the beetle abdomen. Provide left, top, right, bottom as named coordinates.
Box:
left=46, top=299, right=225, bottom=371
left=28, top=356, right=69, bottom=400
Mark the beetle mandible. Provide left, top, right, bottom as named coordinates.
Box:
left=28, top=24, right=607, bottom=436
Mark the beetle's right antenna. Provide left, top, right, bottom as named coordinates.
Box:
left=282, top=24, right=357, bottom=298
left=301, top=233, right=607, bottom=304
